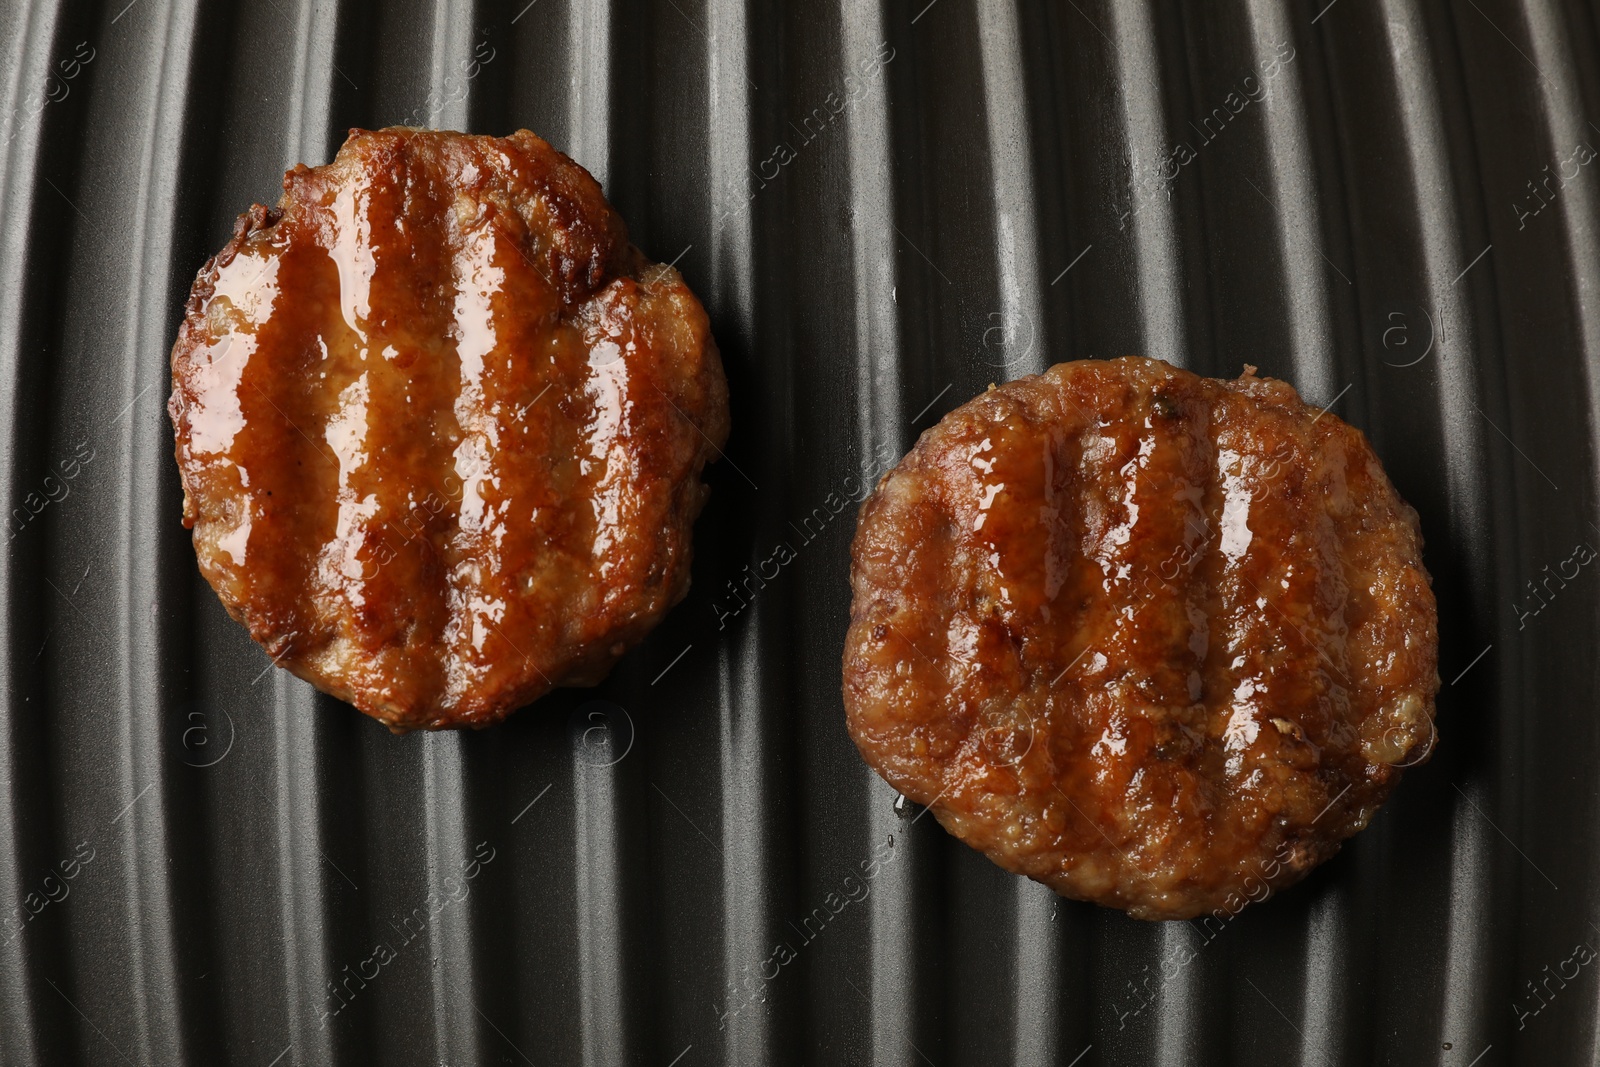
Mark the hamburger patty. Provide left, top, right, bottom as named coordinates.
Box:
left=842, top=357, right=1438, bottom=920
left=169, top=127, right=729, bottom=730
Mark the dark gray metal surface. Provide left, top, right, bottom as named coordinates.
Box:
left=2, top=0, right=1599, bottom=1063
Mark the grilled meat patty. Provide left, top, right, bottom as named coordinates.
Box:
left=169, top=127, right=729, bottom=730
left=843, top=357, right=1437, bottom=920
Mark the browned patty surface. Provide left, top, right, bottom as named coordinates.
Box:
left=169, top=127, right=728, bottom=730
left=843, top=357, right=1437, bottom=920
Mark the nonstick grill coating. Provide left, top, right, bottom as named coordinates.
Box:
left=1, top=1, right=1597, bottom=1064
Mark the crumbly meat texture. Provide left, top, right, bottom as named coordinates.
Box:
left=842, top=357, right=1438, bottom=920
left=169, top=127, right=729, bottom=731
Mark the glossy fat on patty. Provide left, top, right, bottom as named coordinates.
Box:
left=842, top=357, right=1438, bottom=920
left=169, top=127, right=729, bottom=730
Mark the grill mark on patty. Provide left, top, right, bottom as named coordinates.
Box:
left=1303, top=425, right=1356, bottom=821
left=1205, top=390, right=1308, bottom=855
left=443, top=186, right=548, bottom=706
left=227, top=227, right=339, bottom=654
left=1167, top=374, right=1228, bottom=851
left=307, top=133, right=460, bottom=711
left=1200, top=384, right=1353, bottom=855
